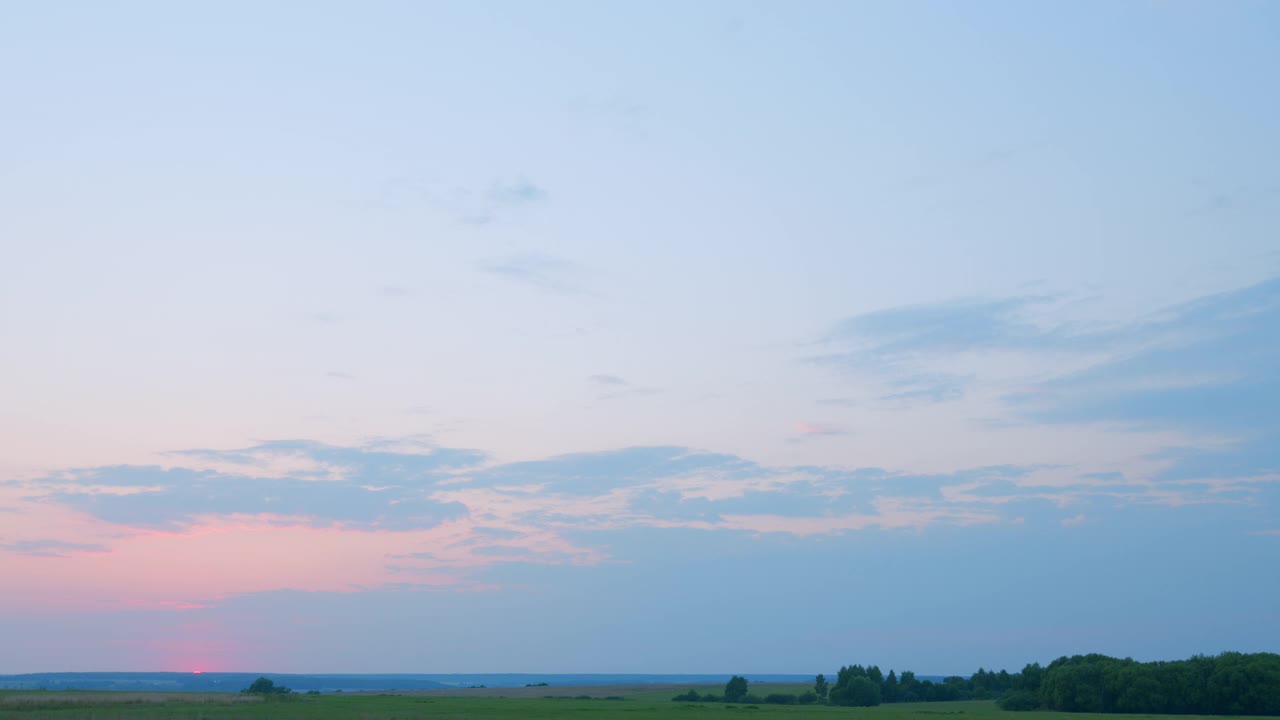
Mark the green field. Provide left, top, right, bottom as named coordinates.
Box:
left=1, top=692, right=1276, bottom=720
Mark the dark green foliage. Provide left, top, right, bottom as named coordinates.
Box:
left=671, top=691, right=701, bottom=702
left=763, top=694, right=796, bottom=705
left=997, top=690, right=1041, bottom=710
left=724, top=676, right=749, bottom=703
left=884, top=670, right=900, bottom=703
left=814, top=674, right=829, bottom=699
left=798, top=691, right=818, bottom=705
left=829, top=676, right=881, bottom=707
left=1025, top=652, right=1280, bottom=715
left=243, top=677, right=292, bottom=695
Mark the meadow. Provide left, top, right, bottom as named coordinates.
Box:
left=1, top=691, right=1274, bottom=720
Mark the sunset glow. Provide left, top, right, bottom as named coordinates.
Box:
left=2, top=1, right=1278, bottom=676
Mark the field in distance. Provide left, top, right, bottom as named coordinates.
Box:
left=2, top=693, right=1276, bottom=720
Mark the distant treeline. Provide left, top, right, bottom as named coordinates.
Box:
left=673, top=653, right=1280, bottom=715
left=1001, top=653, right=1280, bottom=716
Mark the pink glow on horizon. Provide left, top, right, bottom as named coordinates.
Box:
left=0, top=500, right=607, bottom=612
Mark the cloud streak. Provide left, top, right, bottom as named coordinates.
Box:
left=477, top=253, right=587, bottom=295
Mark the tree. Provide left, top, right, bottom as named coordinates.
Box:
left=830, top=677, right=881, bottom=707
left=724, top=676, right=749, bottom=703
left=883, top=670, right=901, bottom=703
left=814, top=674, right=829, bottom=700
left=243, top=677, right=292, bottom=695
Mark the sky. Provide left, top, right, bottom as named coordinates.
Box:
left=1, top=0, right=1278, bottom=676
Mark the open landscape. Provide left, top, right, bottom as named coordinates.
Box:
left=2, top=4, right=1276, bottom=720
left=3, top=694, right=1277, bottom=720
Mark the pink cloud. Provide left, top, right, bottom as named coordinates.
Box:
left=795, top=421, right=846, bottom=436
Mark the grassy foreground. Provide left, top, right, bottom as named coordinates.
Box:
left=1, top=693, right=1274, bottom=720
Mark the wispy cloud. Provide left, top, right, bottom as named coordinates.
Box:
left=589, top=374, right=628, bottom=386
left=827, top=295, right=1059, bottom=361
left=816, top=397, right=857, bottom=407
left=794, top=421, right=847, bottom=437
left=880, top=373, right=972, bottom=404
left=1, top=540, right=110, bottom=557
left=1060, top=514, right=1087, bottom=527
left=377, top=285, right=411, bottom=298
left=587, top=373, right=660, bottom=400
left=478, top=253, right=587, bottom=295
left=8, top=436, right=1274, bottom=612
left=810, top=294, right=1064, bottom=405
left=380, top=177, right=548, bottom=225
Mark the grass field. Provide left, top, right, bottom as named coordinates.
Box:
left=1, top=692, right=1273, bottom=720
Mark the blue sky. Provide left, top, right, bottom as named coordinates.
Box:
left=0, top=1, right=1277, bottom=675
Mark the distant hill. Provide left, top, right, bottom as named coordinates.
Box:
left=0, top=672, right=826, bottom=693
left=0, top=673, right=449, bottom=693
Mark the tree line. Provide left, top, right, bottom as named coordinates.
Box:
left=1001, top=652, right=1280, bottom=715
left=672, top=652, right=1280, bottom=715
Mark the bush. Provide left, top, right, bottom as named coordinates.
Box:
left=998, top=690, right=1041, bottom=711
left=725, top=676, right=749, bottom=703
left=242, top=677, right=292, bottom=695
left=672, top=691, right=702, bottom=702
left=798, top=691, right=818, bottom=705
left=829, top=677, right=881, bottom=707
left=742, top=694, right=764, bottom=704
left=764, top=693, right=798, bottom=705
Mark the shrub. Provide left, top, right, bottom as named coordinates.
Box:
left=725, top=676, right=749, bottom=703
left=997, top=690, right=1041, bottom=711
left=798, top=691, right=818, bottom=705
left=242, top=678, right=292, bottom=695
left=764, top=693, right=798, bottom=705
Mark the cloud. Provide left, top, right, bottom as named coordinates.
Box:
left=381, top=176, right=547, bottom=225
left=487, top=179, right=547, bottom=206
left=1060, top=514, right=1087, bottom=527
left=1, top=540, right=111, bottom=557
left=8, top=431, right=1275, bottom=614
left=794, top=422, right=847, bottom=437
left=811, top=277, right=1280, bottom=501
left=811, top=294, right=1066, bottom=404
left=24, top=440, right=486, bottom=531
left=589, top=374, right=628, bottom=386
left=827, top=295, right=1059, bottom=361
left=587, top=373, right=660, bottom=400
left=1013, top=277, right=1280, bottom=434
left=377, top=285, right=411, bottom=298
left=307, top=312, right=340, bottom=324
left=326, top=371, right=355, bottom=380
left=816, top=397, right=857, bottom=407
left=477, top=253, right=586, bottom=295
left=880, top=373, right=972, bottom=404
